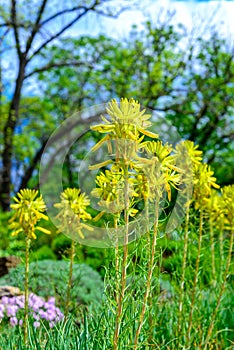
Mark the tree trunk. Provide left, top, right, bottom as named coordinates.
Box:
left=0, top=58, right=26, bottom=211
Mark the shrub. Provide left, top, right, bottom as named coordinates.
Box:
left=51, top=234, right=71, bottom=259
left=0, top=260, right=103, bottom=313
left=31, top=245, right=56, bottom=261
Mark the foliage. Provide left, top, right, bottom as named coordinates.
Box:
left=31, top=245, right=57, bottom=261
left=37, top=23, right=234, bottom=188
left=0, top=0, right=129, bottom=210
left=0, top=210, right=108, bottom=276
left=0, top=10, right=233, bottom=210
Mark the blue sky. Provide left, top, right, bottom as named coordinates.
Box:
left=2, top=0, right=233, bottom=99
left=67, top=0, right=234, bottom=40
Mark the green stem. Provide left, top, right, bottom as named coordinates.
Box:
left=209, top=221, right=216, bottom=287
left=219, top=223, right=224, bottom=279
left=24, top=236, right=30, bottom=346
left=178, top=201, right=190, bottom=336
left=113, top=164, right=129, bottom=350
left=187, top=208, right=203, bottom=344
left=134, top=198, right=159, bottom=348
left=114, top=216, right=120, bottom=305
left=203, top=229, right=233, bottom=350
left=65, top=239, right=76, bottom=319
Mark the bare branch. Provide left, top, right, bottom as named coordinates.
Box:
left=25, top=0, right=48, bottom=54
left=11, top=0, right=21, bottom=57
left=24, top=60, right=93, bottom=79
left=39, top=5, right=89, bottom=27
left=0, top=28, right=10, bottom=44
left=27, top=0, right=128, bottom=61
left=0, top=22, right=11, bottom=27
left=27, top=0, right=110, bottom=62
left=27, top=7, right=92, bottom=61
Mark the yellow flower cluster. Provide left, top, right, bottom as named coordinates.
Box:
left=54, top=188, right=92, bottom=239
left=137, top=141, right=182, bottom=201
left=220, top=185, right=234, bottom=230
left=90, top=98, right=158, bottom=153
left=91, top=166, right=138, bottom=216
left=9, top=189, right=50, bottom=239
left=193, top=163, right=220, bottom=209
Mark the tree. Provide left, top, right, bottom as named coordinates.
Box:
left=89, top=21, right=234, bottom=185
left=1, top=8, right=233, bottom=212
left=38, top=19, right=234, bottom=186
left=0, top=0, right=129, bottom=211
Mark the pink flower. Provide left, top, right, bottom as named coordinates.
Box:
left=10, top=317, right=18, bottom=326
left=7, top=305, right=18, bottom=317
left=33, top=321, right=40, bottom=328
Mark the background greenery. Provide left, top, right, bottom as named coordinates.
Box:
left=0, top=1, right=233, bottom=211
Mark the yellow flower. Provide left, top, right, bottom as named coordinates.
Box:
left=91, top=165, right=138, bottom=216
left=193, top=163, right=220, bottom=209
left=175, top=140, right=203, bottom=166
left=90, top=98, right=158, bottom=153
left=220, top=185, right=234, bottom=229
left=134, top=172, right=149, bottom=201
left=9, top=189, right=50, bottom=239
left=204, top=189, right=225, bottom=228
left=136, top=141, right=182, bottom=201
left=54, top=188, right=92, bottom=239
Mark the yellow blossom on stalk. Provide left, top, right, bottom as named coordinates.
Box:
left=9, top=189, right=50, bottom=239
left=175, top=140, right=203, bottom=166
left=136, top=141, right=182, bottom=201
left=134, top=172, right=149, bottom=201
left=91, top=165, right=138, bottom=216
left=90, top=98, right=158, bottom=153
left=193, top=163, right=220, bottom=209
left=220, top=185, right=234, bottom=230
left=204, top=189, right=225, bottom=228
left=54, top=188, right=92, bottom=239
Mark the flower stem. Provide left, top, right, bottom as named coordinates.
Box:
left=114, top=216, right=120, bottom=305
left=134, top=198, right=159, bottom=348
left=209, top=221, right=216, bottom=287
left=187, top=208, right=203, bottom=344
left=65, top=239, right=76, bottom=319
left=219, top=223, right=224, bottom=279
left=178, top=201, right=190, bottom=336
left=203, top=229, right=233, bottom=350
left=24, top=236, right=30, bottom=345
left=113, top=164, right=129, bottom=350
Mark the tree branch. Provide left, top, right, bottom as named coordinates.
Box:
left=0, top=22, right=11, bottom=27
left=27, top=6, right=93, bottom=61
left=24, top=61, right=92, bottom=79
left=39, top=5, right=90, bottom=27
left=25, top=0, right=48, bottom=54
left=11, top=0, right=21, bottom=57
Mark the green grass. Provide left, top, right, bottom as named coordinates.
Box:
left=0, top=283, right=233, bottom=350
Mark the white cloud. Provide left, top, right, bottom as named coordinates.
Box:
left=55, top=1, right=234, bottom=43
